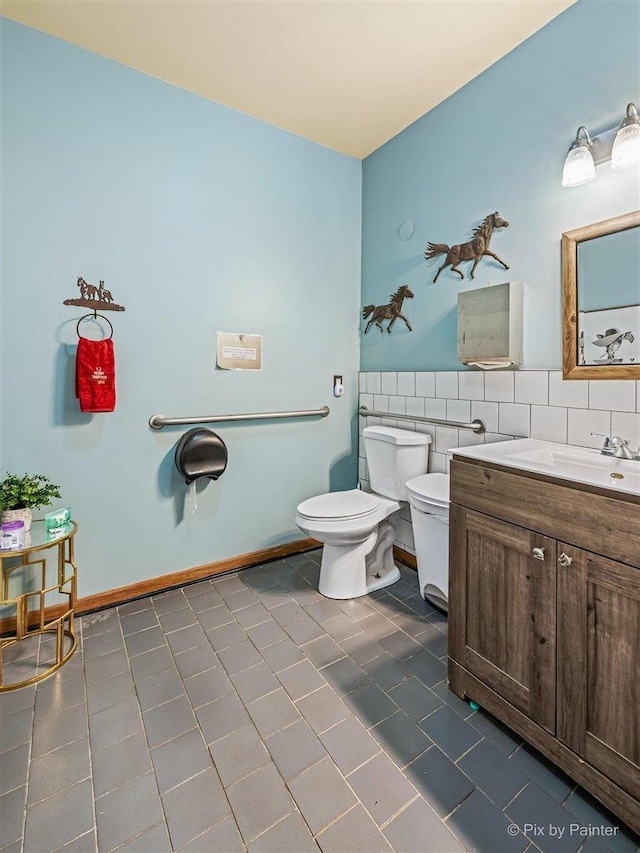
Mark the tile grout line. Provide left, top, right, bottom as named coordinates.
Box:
left=150, top=591, right=235, bottom=851
left=225, top=571, right=350, bottom=845
left=242, top=805, right=304, bottom=849
left=26, top=623, right=97, bottom=850
left=202, top=575, right=320, bottom=847
left=217, top=566, right=375, bottom=849
left=93, top=600, right=167, bottom=853
left=310, top=800, right=361, bottom=841
left=82, top=615, right=99, bottom=852
left=102, top=605, right=159, bottom=852
left=377, top=793, right=423, bottom=833
left=19, top=637, right=38, bottom=849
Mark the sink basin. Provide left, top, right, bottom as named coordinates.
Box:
left=451, top=438, right=640, bottom=497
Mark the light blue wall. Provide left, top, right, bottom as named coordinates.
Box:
left=361, top=0, right=640, bottom=371
left=1, top=20, right=362, bottom=597
left=578, top=227, right=640, bottom=312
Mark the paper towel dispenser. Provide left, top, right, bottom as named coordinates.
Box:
left=457, top=281, right=523, bottom=369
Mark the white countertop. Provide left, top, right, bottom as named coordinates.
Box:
left=451, top=438, right=640, bottom=498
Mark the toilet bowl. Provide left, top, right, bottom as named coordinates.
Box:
left=406, top=470, right=450, bottom=612
left=295, top=426, right=431, bottom=599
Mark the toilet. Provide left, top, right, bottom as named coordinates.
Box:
left=405, top=463, right=452, bottom=612
left=295, top=425, right=431, bottom=599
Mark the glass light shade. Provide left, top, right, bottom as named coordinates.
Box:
left=562, top=144, right=596, bottom=187
left=611, top=121, right=640, bottom=169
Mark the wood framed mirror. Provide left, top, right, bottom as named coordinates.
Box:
left=562, top=210, right=640, bottom=379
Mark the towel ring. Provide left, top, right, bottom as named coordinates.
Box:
left=76, top=312, right=114, bottom=340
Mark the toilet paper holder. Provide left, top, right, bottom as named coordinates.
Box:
left=175, top=428, right=228, bottom=485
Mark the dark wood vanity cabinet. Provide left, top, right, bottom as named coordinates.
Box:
left=449, top=458, right=640, bottom=834
left=557, top=546, right=640, bottom=805
left=450, top=506, right=557, bottom=733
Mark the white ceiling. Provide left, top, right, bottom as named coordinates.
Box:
left=2, top=0, right=575, bottom=158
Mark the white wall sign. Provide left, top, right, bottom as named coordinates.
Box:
left=216, top=332, right=263, bottom=370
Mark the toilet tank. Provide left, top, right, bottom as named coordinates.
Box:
left=363, top=426, right=431, bottom=500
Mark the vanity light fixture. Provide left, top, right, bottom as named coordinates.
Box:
left=562, top=127, right=596, bottom=187
left=562, top=101, right=640, bottom=187
left=611, top=102, right=640, bottom=169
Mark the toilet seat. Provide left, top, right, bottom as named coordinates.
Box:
left=297, top=490, right=380, bottom=522
left=405, top=473, right=450, bottom=511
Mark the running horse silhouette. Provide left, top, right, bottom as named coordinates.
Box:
left=425, top=212, right=510, bottom=283
left=362, top=285, right=414, bottom=334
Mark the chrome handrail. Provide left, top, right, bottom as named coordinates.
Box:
left=358, top=406, right=485, bottom=434
left=149, top=406, right=330, bottom=430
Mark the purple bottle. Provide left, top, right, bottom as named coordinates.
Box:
left=1, top=520, right=25, bottom=550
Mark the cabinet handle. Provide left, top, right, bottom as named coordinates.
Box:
left=558, top=552, right=573, bottom=567
left=532, top=547, right=545, bottom=561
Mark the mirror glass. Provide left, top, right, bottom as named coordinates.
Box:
left=577, top=227, right=640, bottom=366
left=563, top=211, right=640, bottom=379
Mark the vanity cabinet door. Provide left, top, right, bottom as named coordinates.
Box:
left=557, top=545, right=640, bottom=802
left=450, top=505, right=557, bottom=733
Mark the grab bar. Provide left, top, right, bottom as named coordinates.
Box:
left=149, top=405, right=330, bottom=430
left=358, top=406, right=485, bottom=434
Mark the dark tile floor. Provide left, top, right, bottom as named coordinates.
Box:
left=1, top=550, right=638, bottom=853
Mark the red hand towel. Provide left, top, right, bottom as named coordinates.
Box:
left=75, top=337, right=116, bottom=412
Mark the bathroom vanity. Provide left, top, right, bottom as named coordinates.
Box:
left=448, top=439, right=640, bottom=833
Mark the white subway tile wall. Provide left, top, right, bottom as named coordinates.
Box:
left=549, top=371, right=588, bottom=408
left=530, top=405, right=568, bottom=444
left=589, top=380, right=636, bottom=413
left=484, top=371, right=514, bottom=403
left=611, top=411, right=640, bottom=447
left=424, top=398, right=447, bottom=420
left=415, top=372, right=435, bottom=397
left=435, top=372, right=459, bottom=399
left=471, top=400, right=499, bottom=433
left=514, top=371, right=549, bottom=405
left=396, top=371, right=416, bottom=397
left=567, top=408, right=611, bottom=449
left=498, top=402, right=530, bottom=436
left=458, top=371, right=484, bottom=401
left=446, top=399, right=471, bottom=423
left=359, top=370, right=640, bottom=555
left=380, top=372, right=398, bottom=395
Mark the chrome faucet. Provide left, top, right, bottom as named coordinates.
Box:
left=591, top=433, right=638, bottom=460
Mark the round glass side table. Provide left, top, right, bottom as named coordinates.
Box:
left=0, top=520, right=78, bottom=691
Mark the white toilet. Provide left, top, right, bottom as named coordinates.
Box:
left=295, top=425, right=431, bottom=599
left=406, top=467, right=451, bottom=612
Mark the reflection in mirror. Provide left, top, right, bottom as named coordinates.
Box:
left=562, top=211, right=640, bottom=379
left=577, top=227, right=640, bottom=365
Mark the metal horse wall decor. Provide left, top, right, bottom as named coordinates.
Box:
left=425, top=212, right=510, bottom=283
left=63, top=277, right=125, bottom=312
left=362, top=285, right=414, bottom=334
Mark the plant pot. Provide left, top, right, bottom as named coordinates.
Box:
left=1, top=507, right=33, bottom=532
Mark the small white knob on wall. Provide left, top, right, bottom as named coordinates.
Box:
left=333, top=375, right=344, bottom=397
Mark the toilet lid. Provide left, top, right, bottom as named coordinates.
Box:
left=405, top=473, right=450, bottom=506
left=297, top=490, right=380, bottom=521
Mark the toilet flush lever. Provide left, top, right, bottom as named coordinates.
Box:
left=532, top=547, right=545, bottom=561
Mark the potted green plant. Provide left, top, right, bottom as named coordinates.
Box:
left=0, top=473, right=62, bottom=532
